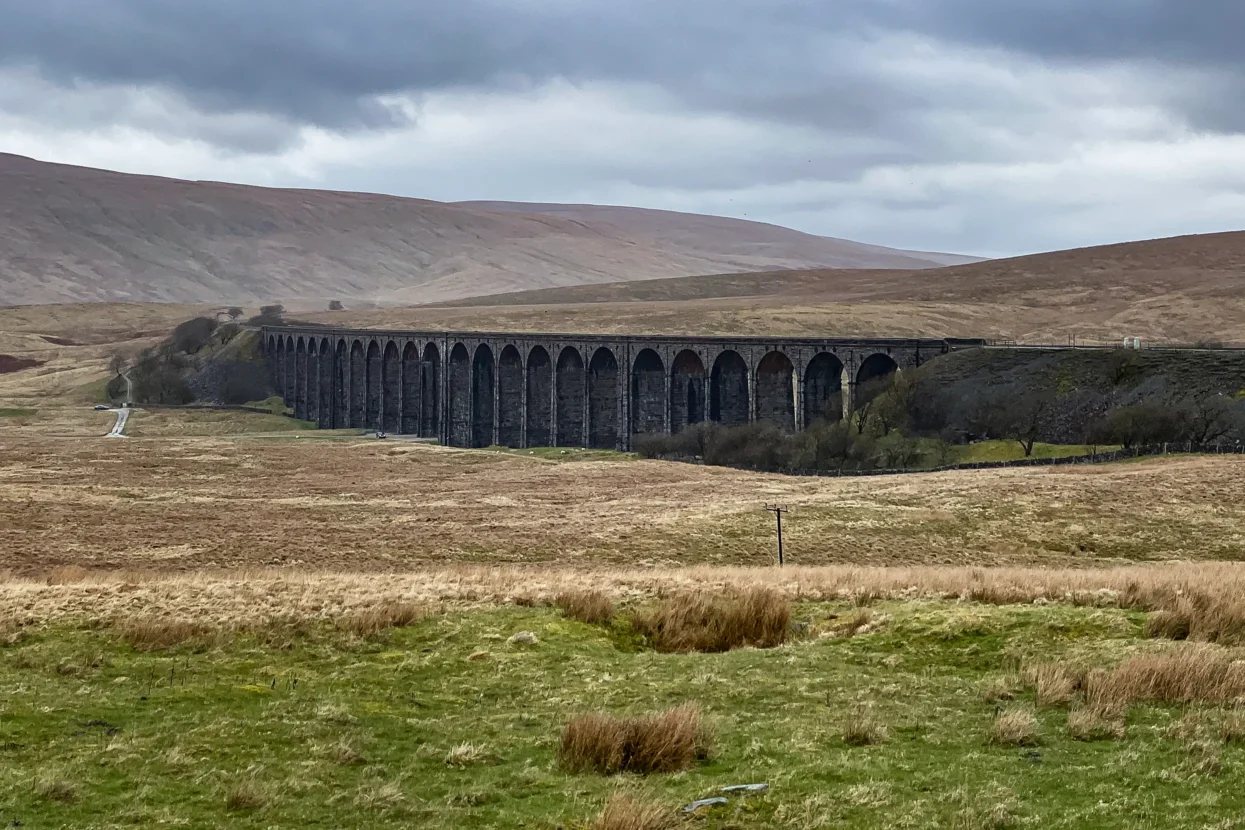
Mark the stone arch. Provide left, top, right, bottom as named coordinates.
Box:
left=382, top=341, right=400, bottom=433
left=856, top=353, right=899, bottom=410
left=306, top=339, right=319, bottom=426
left=526, top=345, right=553, bottom=447
left=472, top=344, right=496, bottom=448
left=556, top=346, right=585, bottom=447
left=318, top=338, right=333, bottom=429
left=588, top=347, right=620, bottom=450
left=756, top=350, right=795, bottom=431
left=804, top=352, right=845, bottom=425
left=294, top=339, right=308, bottom=420
left=670, top=350, right=706, bottom=434
left=630, top=349, right=665, bottom=437
left=349, top=340, right=366, bottom=428
left=401, top=343, right=421, bottom=435
left=275, top=337, right=287, bottom=405
left=498, top=345, right=523, bottom=448
left=421, top=343, right=441, bottom=438
left=448, top=343, right=471, bottom=447
left=710, top=350, right=749, bottom=427
left=335, top=340, right=349, bottom=429
left=365, top=341, right=382, bottom=430
left=284, top=336, right=296, bottom=406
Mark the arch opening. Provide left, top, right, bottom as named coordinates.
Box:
left=318, top=338, right=333, bottom=429
left=472, top=344, right=496, bottom=448
left=382, top=342, right=400, bottom=433
left=422, top=343, right=441, bottom=438
left=498, top=346, right=523, bottom=448
left=448, top=343, right=471, bottom=447
left=670, top=350, right=706, bottom=435
left=365, top=341, right=382, bottom=430
left=710, top=350, right=749, bottom=427
left=283, top=337, right=296, bottom=407
left=556, top=347, right=585, bottom=447
left=305, top=340, right=319, bottom=426
left=630, top=349, right=666, bottom=437
left=334, top=341, right=349, bottom=429
left=588, top=347, right=620, bottom=450
left=401, top=343, right=420, bottom=435
left=349, top=340, right=366, bottom=428
left=294, top=339, right=308, bottom=421
left=804, top=352, right=844, bottom=425
left=855, top=353, right=899, bottom=410
left=756, top=350, right=795, bottom=432
left=526, top=346, right=553, bottom=447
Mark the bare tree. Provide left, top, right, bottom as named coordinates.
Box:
left=226, top=307, right=244, bottom=321
left=108, top=351, right=127, bottom=378
left=984, top=388, right=1052, bottom=457
left=1180, top=395, right=1240, bottom=444
left=328, top=300, right=345, bottom=311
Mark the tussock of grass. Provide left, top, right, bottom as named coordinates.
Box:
left=629, top=587, right=790, bottom=653
left=1024, top=662, right=1087, bottom=708
left=224, top=779, right=268, bottom=811
left=444, top=743, right=494, bottom=768
left=556, top=589, right=615, bottom=625
left=33, top=774, right=79, bottom=803
left=1067, top=708, right=1126, bottom=741
left=1085, top=648, right=1245, bottom=707
left=591, top=794, right=676, bottom=830
left=989, top=708, right=1039, bottom=747
left=1145, top=609, right=1192, bottom=641
left=980, top=675, right=1020, bottom=703
left=559, top=704, right=712, bottom=775
left=115, top=617, right=215, bottom=651
left=334, top=601, right=425, bottom=639
left=843, top=707, right=888, bottom=747
left=1147, top=592, right=1245, bottom=646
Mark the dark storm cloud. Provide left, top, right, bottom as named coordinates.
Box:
left=2, top=0, right=1243, bottom=149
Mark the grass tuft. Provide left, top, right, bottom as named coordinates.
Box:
left=989, top=708, right=1040, bottom=747
left=559, top=704, right=712, bottom=775
left=843, top=707, right=889, bottom=747
left=33, top=774, right=79, bottom=803
left=1084, top=647, right=1245, bottom=707
left=444, top=742, right=493, bottom=767
left=629, top=586, right=790, bottom=653
left=1067, top=708, right=1126, bottom=741
left=1024, top=662, right=1087, bottom=708
left=115, top=617, right=215, bottom=651
left=591, top=794, right=676, bottom=830
left=335, top=601, right=425, bottom=639
left=224, top=779, right=268, bottom=811
left=556, top=589, right=615, bottom=626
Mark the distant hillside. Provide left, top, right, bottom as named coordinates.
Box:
left=0, top=154, right=972, bottom=306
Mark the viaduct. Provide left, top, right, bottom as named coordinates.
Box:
left=262, top=327, right=985, bottom=451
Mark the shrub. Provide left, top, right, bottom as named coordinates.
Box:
left=843, top=707, right=888, bottom=746
left=559, top=704, right=712, bottom=775
left=989, top=708, right=1039, bottom=747
left=556, top=589, right=615, bottom=626
left=1024, top=662, right=1087, bottom=708
left=335, top=602, right=425, bottom=639
left=170, top=317, right=219, bottom=355
left=629, top=586, right=790, bottom=653
left=1067, top=708, right=1125, bottom=741
left=591, top=794, right=676, bottom=830
left=115, top=617, right=215, bottom=651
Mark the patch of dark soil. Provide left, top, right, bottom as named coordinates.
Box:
left=0, top=355, right=42, bottom=374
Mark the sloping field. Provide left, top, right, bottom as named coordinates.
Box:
left=371, top=230, right=1245, bottom=343
left=0, top=153, right=965, bottom=306
left=2, top=435, right=1242, bottom=576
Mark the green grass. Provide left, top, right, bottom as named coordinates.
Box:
left=954, top=440, right=1120, bottom=464
left=489, top=446, right=639, bottom=462
left=3, top=601, right=1243, bottom=828
left=242, top=396, right=295, bottom=415
left=0, top=407, right=37, bottom=418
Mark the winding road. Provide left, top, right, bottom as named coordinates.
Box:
left=105, top=372, right=133, bottom=438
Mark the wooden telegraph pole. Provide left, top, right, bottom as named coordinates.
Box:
left=764, top=504, right=789, bottom=566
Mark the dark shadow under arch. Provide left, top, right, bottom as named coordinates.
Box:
left=556, top=347, right=585, bottom=447
left=526, top=346, right=553, bottom=447
left=710, top=350, right=749, bottom=427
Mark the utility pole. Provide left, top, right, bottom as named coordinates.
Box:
left=764, top=504, right=789, bottom=566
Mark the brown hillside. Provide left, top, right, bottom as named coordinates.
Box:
left=324, top=232, right=1245, bottom=344
left=0, top=154, right=967, bottom=306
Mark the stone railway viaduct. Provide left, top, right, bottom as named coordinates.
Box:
left=263, top=327, right=984, bottom=451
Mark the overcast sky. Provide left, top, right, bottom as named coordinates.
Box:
left=3, top=0, right=1244, bottom=257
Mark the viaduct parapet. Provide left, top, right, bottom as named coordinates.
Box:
left=262, top=327, right=984, bottom=451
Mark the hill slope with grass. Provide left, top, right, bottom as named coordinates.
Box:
left=0, top=153, right=968, bottom=306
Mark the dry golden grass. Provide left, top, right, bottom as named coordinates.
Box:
left=591, top=794, right=677, bottom=830
left=1025, top=662, right=1088, bottom=708
left=5, top=435, right=1244, bottom=577
left=1066, top=708, right=1126, bottom=741
left=558, top=704, right=711, bottom=775
left=115, top=617, right=215, bottom=651
left=1084, top=648, right=1245, bottom=707
left=334, top=601, right=425, bottom=639
left=224, top=779, right=269, bottom=811
left=629, top=586, right=791, bottom=653
left=989, top=708, right=1040, bottom=747
left=556, top=589, right=615, bottom=626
